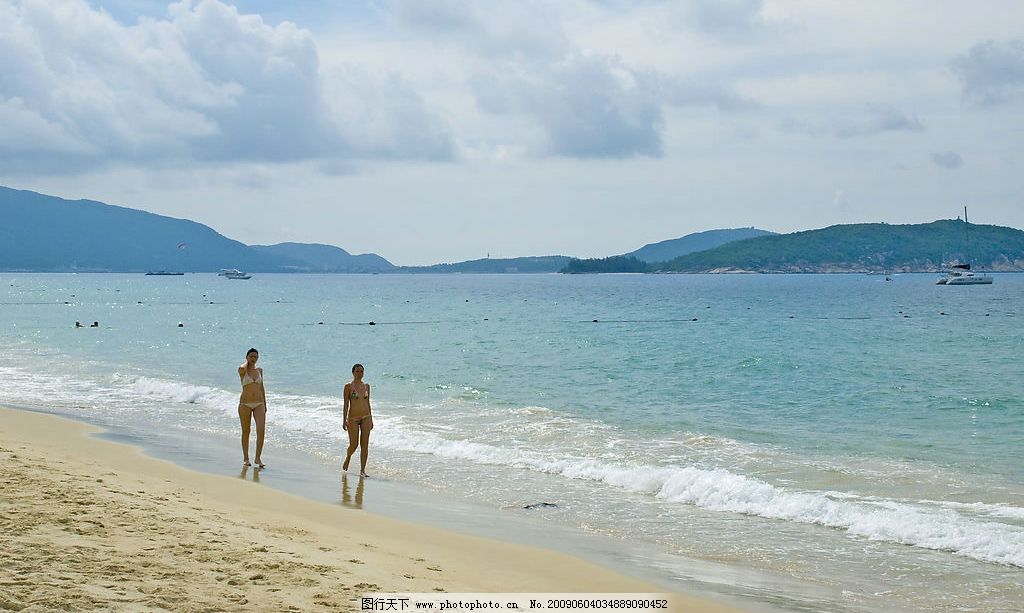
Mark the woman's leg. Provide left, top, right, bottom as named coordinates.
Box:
left=238, top=405, right=253, bottom=465
left=343, top=419, right=359, bottom=471
left=252, top=405, right=267, bottom=467
left=358, top=417, right=372, bottom=476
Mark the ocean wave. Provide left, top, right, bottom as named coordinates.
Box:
left=3, top=363, right=1022, bottom=568
left=378, top=422, right=1024, bottom=568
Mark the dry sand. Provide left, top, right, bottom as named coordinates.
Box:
left=0, top=406, right=744, bottom=612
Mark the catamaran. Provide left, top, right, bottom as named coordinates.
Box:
left=936, top=207, right=992, bottom=285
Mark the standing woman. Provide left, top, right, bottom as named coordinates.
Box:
left=238, top=348, right=268, bottom=468
left=343, top=363, right=373, bottom=477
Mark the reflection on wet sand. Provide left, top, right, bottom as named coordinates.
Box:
left=238, top=465, right=261, bottom=483
left=341, top=473, right=364, bottom=508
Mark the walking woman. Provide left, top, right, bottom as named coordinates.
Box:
left=238, top=348, right=267, bottom=468
left=343, top=363, right=373, bottom=476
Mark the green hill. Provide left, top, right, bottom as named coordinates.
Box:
left=627, top=228, right=776, bottom=263
left=657, top=221, right=1024, bottom=273
left=398, top=256, right=572, bottom=273
left=251, top=243, right=394, bottom=273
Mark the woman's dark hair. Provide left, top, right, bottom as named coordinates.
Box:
left=247, top=348, right=259, bottom=357
left=352, top=363, right=364, bottom=373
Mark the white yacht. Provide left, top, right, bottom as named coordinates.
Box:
left=937, top=207, right=993, bottom=285
left=219, top=268, right=252, bottom=280
left=936, top=264, right=992, bottom=285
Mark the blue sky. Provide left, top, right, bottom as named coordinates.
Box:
left=1, top=0, right=1022, bottom=264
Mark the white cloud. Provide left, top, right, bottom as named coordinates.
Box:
left=0, top=0, right=452, bottom=174
left=951, top=38, right=1024, bottom=106
left=688, top=0, right=767, bottom=39
left=780, top=105, right=925, bottom=139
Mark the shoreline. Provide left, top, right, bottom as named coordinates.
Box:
left=0, top=405, right=744, bottom=612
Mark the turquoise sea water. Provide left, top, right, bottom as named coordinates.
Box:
left=1, top=272, right=1022, bottom=612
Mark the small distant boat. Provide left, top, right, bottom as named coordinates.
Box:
left=937, top=206, right=993, bottom=285
left=145, top=270, right=184, bottom=276
left=221, top=268, right=252, bottom=280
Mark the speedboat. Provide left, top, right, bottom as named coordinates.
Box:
left=223, top=269, right=252, bottom=280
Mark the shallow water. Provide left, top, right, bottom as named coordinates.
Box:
left=1, top=272, right=1021, bottom=612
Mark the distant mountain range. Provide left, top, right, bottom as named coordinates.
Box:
left=4, top=185, right=1023, bottom=273
left=0, top=186, right=393, bottom=273
left=626, top=228, right=777, bottom=262
left=397, top=256, right=572, bottom=274
left=250, top=242, right=393, bottom=273
left=563, top=228, right=777, bottom=273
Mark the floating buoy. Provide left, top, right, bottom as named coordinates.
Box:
left=318, top=322, right=324, bottom=325
left=177, top=322, right=184, bottom=327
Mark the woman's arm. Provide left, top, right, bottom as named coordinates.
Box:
left=366, top=384, right=373, bottom=430
left=342, top=383, right=351, bottom=428
left=259, top=368, right=267, bottom=406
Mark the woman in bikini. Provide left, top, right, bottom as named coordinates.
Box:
left=342, top=363, right=373, bottom=477
left=238, top=348, right=267, bottom=468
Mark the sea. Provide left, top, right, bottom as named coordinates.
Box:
left=1, top=272, right=1021, bottom=613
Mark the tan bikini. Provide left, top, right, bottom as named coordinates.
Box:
left=240, top=369, right=264, bottom=410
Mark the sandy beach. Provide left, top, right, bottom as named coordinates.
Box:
left=0, top=406, right=742, bottom=612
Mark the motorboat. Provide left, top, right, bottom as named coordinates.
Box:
left=222, top=269, right=252, bottom=280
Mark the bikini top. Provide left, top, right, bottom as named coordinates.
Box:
left=349, top=384, right=369, bottom=400
left=241, top=369, right=263, bottom=386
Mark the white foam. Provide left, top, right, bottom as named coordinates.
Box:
left=3, top=363, right=1022, bottom=568
left=375, top=420, right=1024, bottom=568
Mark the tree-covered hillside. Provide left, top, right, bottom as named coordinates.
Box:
left=657, top=221, right=1024, bottom=272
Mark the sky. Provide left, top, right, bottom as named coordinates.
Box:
left=1, top=0, right=1022, bottom=265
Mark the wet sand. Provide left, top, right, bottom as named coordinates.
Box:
left=0, top=406, right=744, bottom=612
